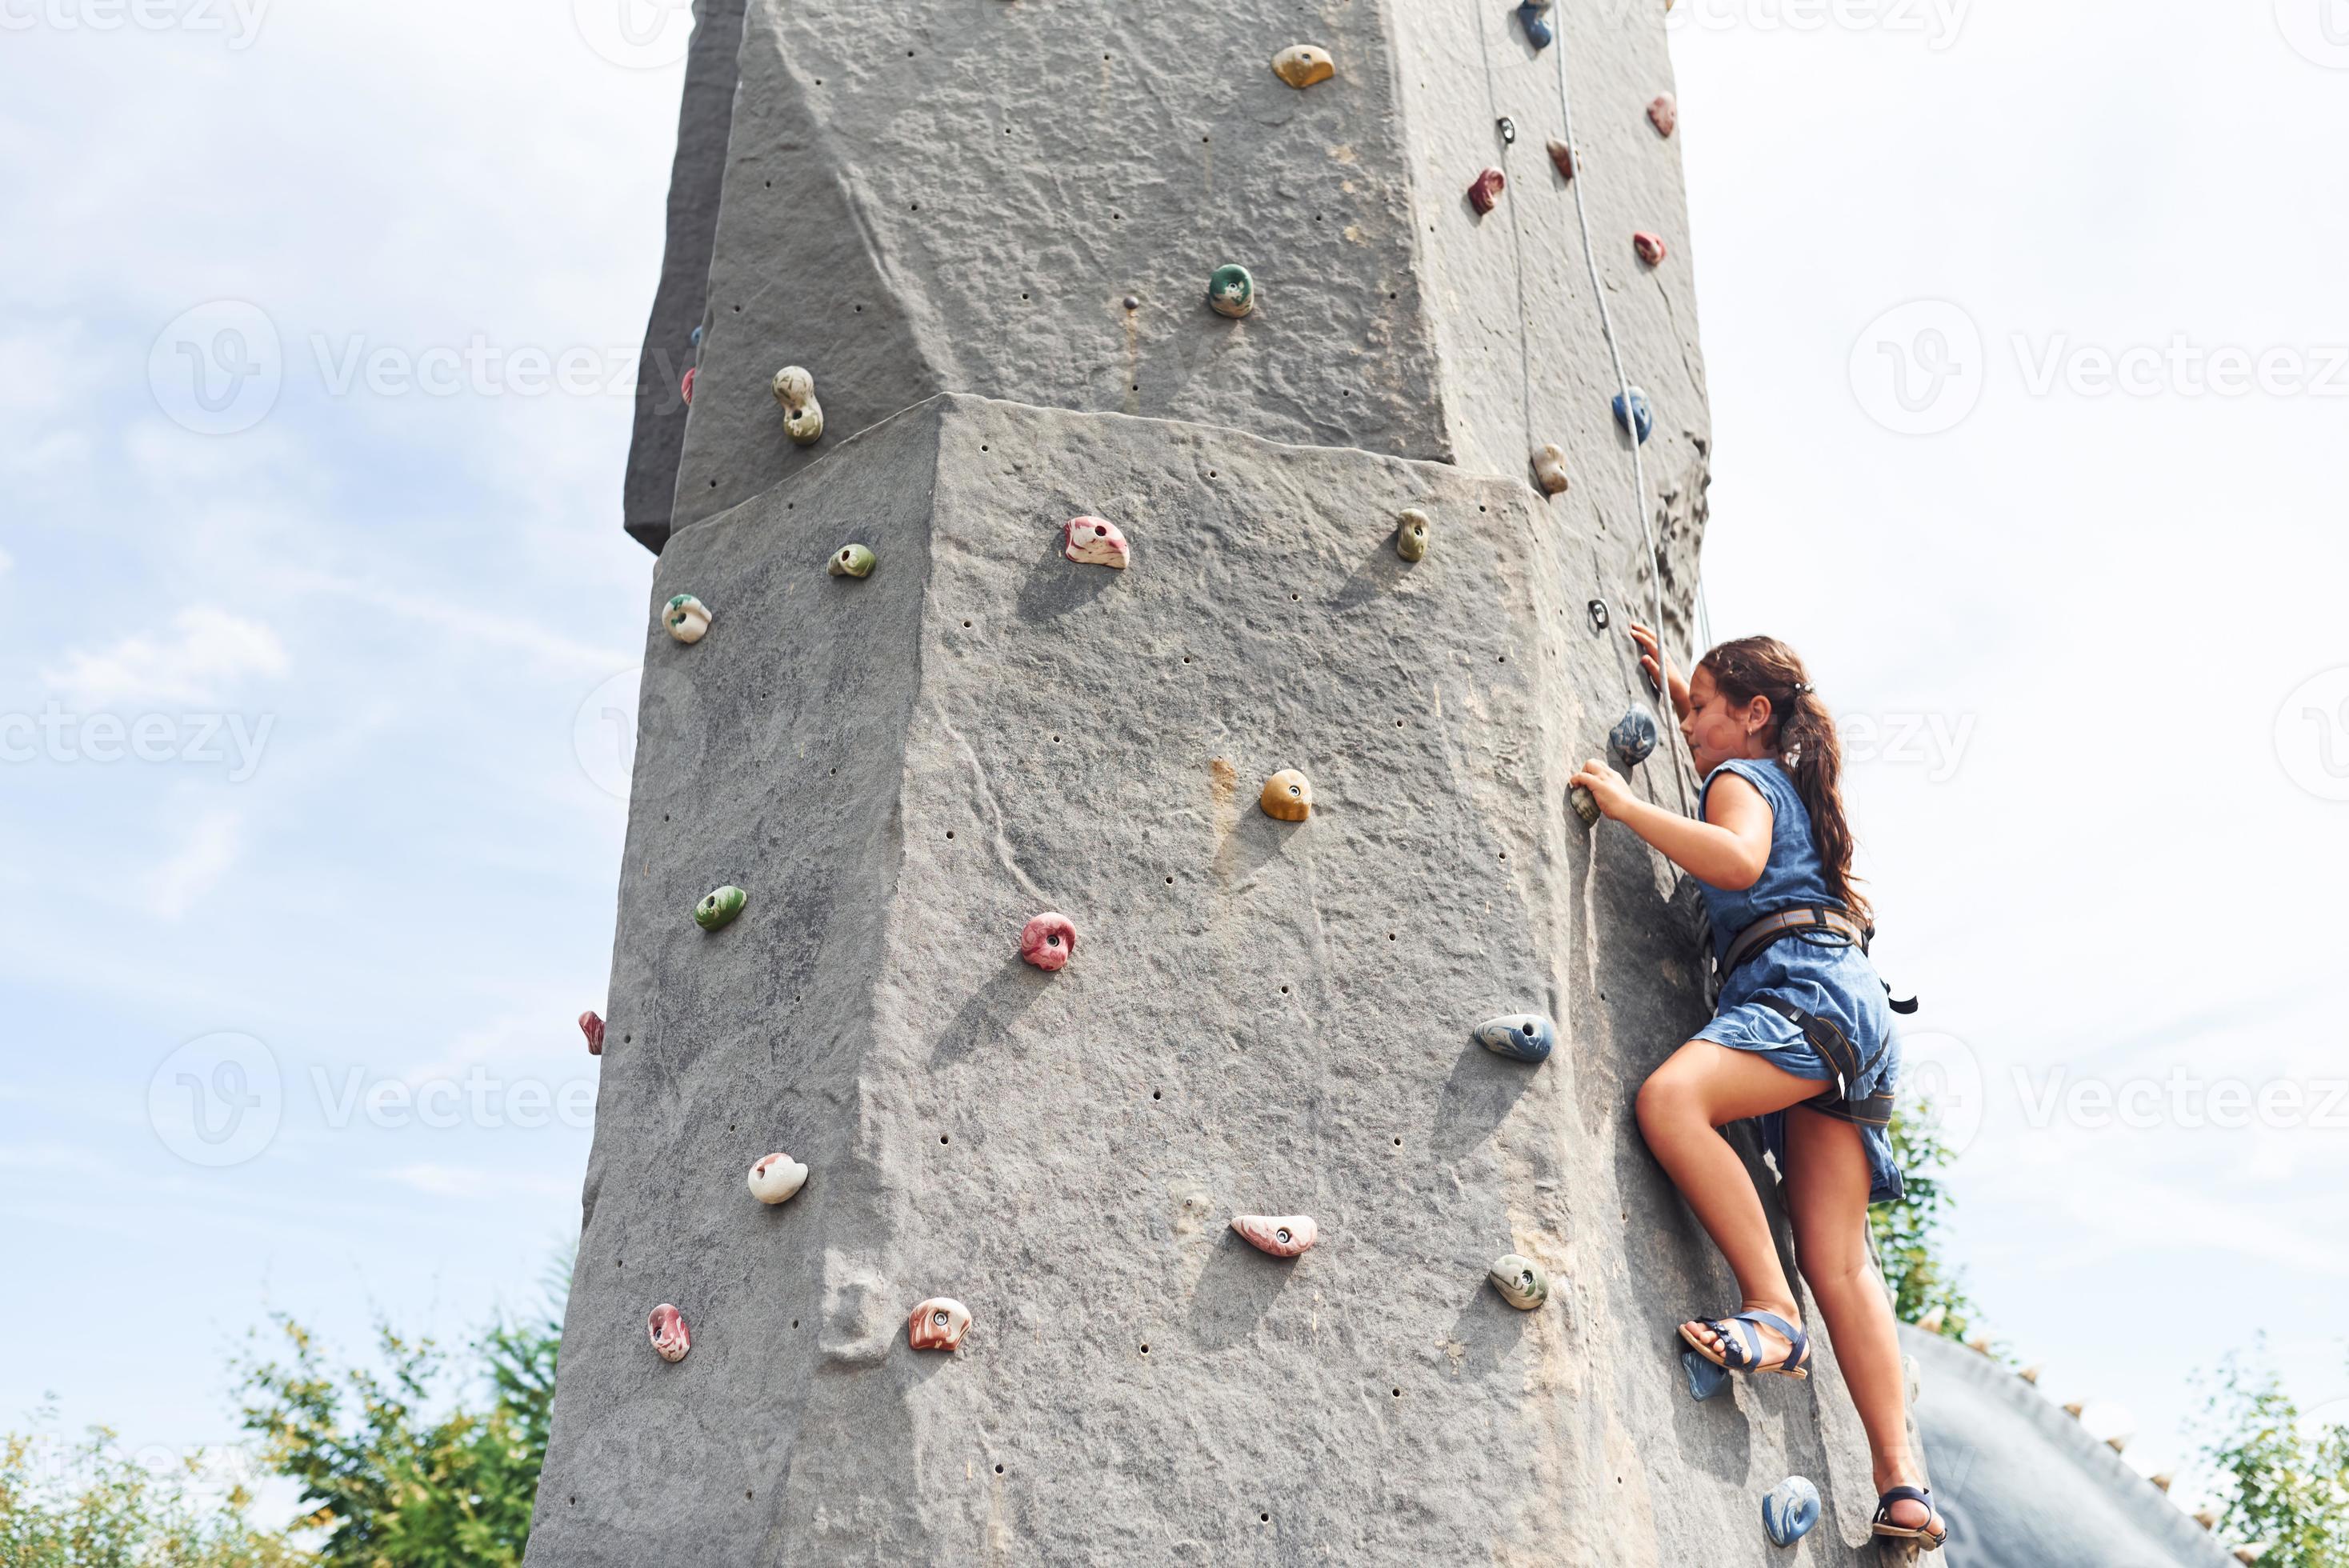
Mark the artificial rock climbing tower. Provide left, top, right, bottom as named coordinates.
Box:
left=537, top=2, right=1915, bottom=1562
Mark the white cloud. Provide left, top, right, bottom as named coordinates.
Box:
left=148, top=811, right=242, bottom=920
left=44, top=606, right=289, bottom=706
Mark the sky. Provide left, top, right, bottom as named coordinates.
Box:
left=2, top=0, right=2345, bottom=1530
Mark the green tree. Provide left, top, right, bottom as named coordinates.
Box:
left=236, top=1257, right=565, bottom=1568
left=0, top=1408, right=310, bottom=1568
left=2191, top=1344, right=2349, bottom=1568
left=1870, top=1098, right=1994, bottom=1348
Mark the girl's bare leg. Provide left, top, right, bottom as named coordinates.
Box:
left=1635, top=1042, right=1839, bottom=1368
left=1783, top=1105, right=1943, bottom=1537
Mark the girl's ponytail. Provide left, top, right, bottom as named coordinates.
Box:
left=1696, top=637, right=1871, bottom=928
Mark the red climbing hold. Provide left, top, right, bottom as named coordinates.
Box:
left=1467, top=166, right=1507, bottom=215
left=1546, top=138, right=1575, bottom=182
left=680, top=366, right=696, bottom=406
left=1019, top=911, right=1078, bottom=972
left=1647, top=93, right=1677, bottom=138
left=1633, top=230, right=1667, bottom=266
left=578, top=1011, right=605, bottom=1056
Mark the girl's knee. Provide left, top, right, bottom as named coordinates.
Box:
left=1635, top=1062, right=1701, bottom=1134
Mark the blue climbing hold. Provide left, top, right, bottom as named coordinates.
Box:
left=1683, top=1350, right=1729, bottom=1402
left=1610, top=703, right=1659, bottom=769
left=1613, top=387, right=1654, bottom=445
left=690, top=323, right=704, bottom=350
left=1475, top=1013, right=1556, bottom=1064
left=1517, top=0, right=1554, bottom=49
left=1762, top=1476, right=1822, bottom=1546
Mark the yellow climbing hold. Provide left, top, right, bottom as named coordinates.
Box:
left=1271, top=45, right=1335, bottom=90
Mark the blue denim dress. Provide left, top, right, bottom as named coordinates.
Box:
left=1691, top=758, right=1905, bottom=1205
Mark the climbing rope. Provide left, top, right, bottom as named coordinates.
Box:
left=1547, top=21, right=1693, bottom=819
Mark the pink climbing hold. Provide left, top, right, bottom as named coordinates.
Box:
left=1633, top=230, right=1667, bottom=266
left=578, top=1010, right=605, bottom=1056
left=1647, top=92, right=1678, bottom=138
left=1467, top=166, right=1507, bottom=215
left=680, top=366, right=696, bottom=406
left=648, top=1303, right=691, bottom=1363
left=1019, top=911, right=1078, bottom=972
left=1063, top=516, right=1130, bottom=570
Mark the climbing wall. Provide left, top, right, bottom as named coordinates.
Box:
left=539, top=2, right=1914, bottom=1563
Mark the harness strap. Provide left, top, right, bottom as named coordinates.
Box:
left=1723, top=906, right=1921, bottom=1016
left=1759, top=999, right=1897, bottom=1129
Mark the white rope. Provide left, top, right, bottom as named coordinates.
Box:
left=1549, top=22, right=1692, bottom=818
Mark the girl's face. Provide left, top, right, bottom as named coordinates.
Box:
left=1683, top=666, right=1772, bottom=776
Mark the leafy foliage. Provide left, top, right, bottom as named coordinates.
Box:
left=1871, top=1098, right=1994, bottom=1349
left=235, top=1256, right=566, bottom=1568
left=0, top=1410, right=309, bottom=1568
left=2192, top=1344, right=2349, bottom=1568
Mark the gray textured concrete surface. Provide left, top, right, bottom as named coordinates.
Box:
left=536, top=1, right=1968, bottom=1562
left=1903, top=1327, right=2237, bottom=1568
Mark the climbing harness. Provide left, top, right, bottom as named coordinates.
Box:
left=1715, top=904, right=1919, bottom=1127
left=1719, top=904, right=1921, bottom=1015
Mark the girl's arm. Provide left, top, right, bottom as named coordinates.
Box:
left=1567, top=758, right=1773, bottom=890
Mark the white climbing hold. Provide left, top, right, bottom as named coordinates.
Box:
left=747, top=1152, right=809, bottom=1205
left=771, top=365, right=824, bottom=446
left=1063, top=515, right=1130, bottom=569
left=662, top=594, right=712, bottom=644
left=1531, top=444, right=1569, bottom=496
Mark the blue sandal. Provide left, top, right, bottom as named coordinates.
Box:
left=1871, top=1486, right=1947, bottom=1550
left=1678, top=1309, right=1812, bottom=1380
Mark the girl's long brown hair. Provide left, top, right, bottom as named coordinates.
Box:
left=1696, top=636, right=1871, bottom=927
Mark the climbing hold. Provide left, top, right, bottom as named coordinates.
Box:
left=1063, top=515, right=1130, bottom=570
left=770, top=365, right=824, bottom=446
left=690, top=323, right=703, bottom=350
left=1395, top=508, right=1431, bottom=562
left=1915, top=1306, right=1946, bottom=1334
left=2063, top=1400, right=2087, bottom=1418
left=1531, top=444, right=1569, bottom=496
left=1610, top=703, right=1660, bottom=768
left=828, top=543, right=876, bottom=578
left=747, top=1152, right=809, bottom=1205
left=1231, top=1215, right=1317, bottom=1258
left=1467, top=166, right=1507, bottom=215
left=1587, top=598, right=1611, bottom=632
left=1122, top=294, right=1140, bottom=311
left=1496, top=116, right=1516, bottom=146
left=1648, top=91, right=1678, bottom=138
left=2151, top=1472, right=2175, bottom=1493
left=1259, top=770, right=1313, bottom=822
left=1613, top=388, right=1655, bottom=444
left=1762, top=1477, right=1821, bottom=1546
left=680, top=366, right=695, bottom=406
left=578, top=1010, right=605, bottom=1056
left=908, top=1297, right=972, bottom=1352
left=1270, top=44, right=1334, bottom=90
left=2193, top=1506, right=2219, bottom=1530
left=1517, top=0, right=1555, bottom=49
left=1963, top=1328, right=1993, bottom=1355
left=1633, top=230, right=1667, bottom=266
left=1475, top=1013, right=1556, bottom=1064
left=694, top=885, right=747, bottom=931
left=2019, top=1363, right=2043, bottom=1384
left=1488, top=1254, right=1549, bottom=1310
left=2107, top=1432, right=2132, bottom=1455
left=648, top=1303, right=691, bottom=1363
left=1545, top=138, right=1575, bottom=182
left=1207, top=263, right=1255, bottom=318
left=662, top=593, right=711, bottom=644
left=1019, top=911, right=1078, bottom=972
left=2235, top=1546, right=2268, bottom=1566
left=1683, top=1349, right=1730, bottom=1401
left=1569, top=785, right=1603, bottom=830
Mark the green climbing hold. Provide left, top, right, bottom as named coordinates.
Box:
left=829, top=543, right=876, bottom=578
left=694, top=885, right=747, bottom=931
left=1490, top=1254, right=1550, bottom=1310
left=1207, top=264, right=1255, bottom=319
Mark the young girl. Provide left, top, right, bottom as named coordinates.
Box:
left=1569, top=629, right=1946, bottom=1551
